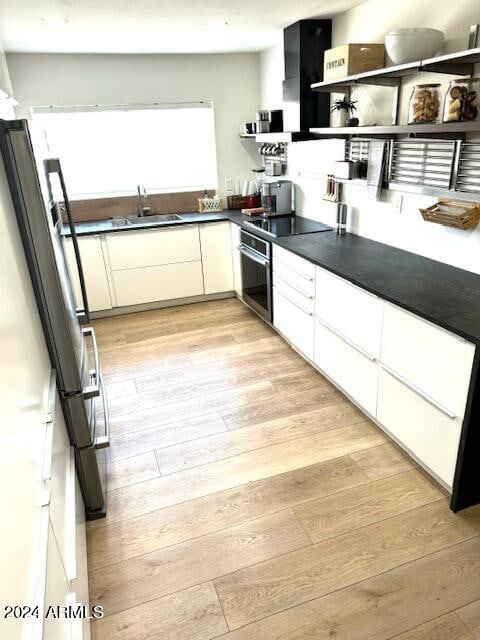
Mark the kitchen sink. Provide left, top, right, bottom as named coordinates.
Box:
left=128, top=214, right=184, bottom=224
left=109, top=214, right=184, bottom=227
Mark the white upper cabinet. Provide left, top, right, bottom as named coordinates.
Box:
left=64, top=235, right=112, bottom=312
left=200, top=222, right=234, bottom=294
left=106, top=225, right=201, bottom=270
left=381, top=303, right=475, bottom=418
left=315, top=266, right=384, bottom=359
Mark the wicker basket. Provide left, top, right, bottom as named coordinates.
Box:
left=419, top=199, right=480, bottom=230
left=226, top=195, right=248, bottom=210
left=198, top=196, right=224, bottom=213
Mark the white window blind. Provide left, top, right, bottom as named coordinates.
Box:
left=33, top=103, right=218, bottom=198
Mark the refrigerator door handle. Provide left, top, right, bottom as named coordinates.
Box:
left=44, top=158, right=90, bottom=323
left=81, top=327, right=100, bottom=399
left=94, top=371, right=110, bottom=449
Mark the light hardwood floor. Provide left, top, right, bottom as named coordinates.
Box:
left=87, top=298, right=480, bottom=640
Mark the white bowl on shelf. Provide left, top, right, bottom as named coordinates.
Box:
left=385, top=28, right=444, bottom=65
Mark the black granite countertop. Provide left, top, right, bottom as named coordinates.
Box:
left=64, top=211, right=480, bottom=345
left=275, top=232, right=480, bottom=345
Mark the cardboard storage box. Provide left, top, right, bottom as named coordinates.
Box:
left=324, top=44, right=385, bottom=81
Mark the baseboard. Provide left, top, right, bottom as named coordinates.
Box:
left=90, top=291, right=236, bottom=318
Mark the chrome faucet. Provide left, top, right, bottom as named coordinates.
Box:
left=137, top=185, right=154, bottom=217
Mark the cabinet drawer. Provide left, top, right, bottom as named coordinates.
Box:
left=273, top=260, right=315, bottom=298
left=112, top=261, right=204, bottom=307
left=377, top=367, right=462, bottom=489
left=315, top=266, right=383, bottom=358
left=273, top=245, right=316, bottom=281
left=381, top=303, right=475, bottom=417
left=314, top=319, right=379, bottom=417
left=273, top=287, right=314, bottom=360
left=273, top=269, right=315, bottom=314
left=106, top=225, right=201, bottom=270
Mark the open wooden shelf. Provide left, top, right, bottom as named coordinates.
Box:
left=311, top=47, right=480, bottom=93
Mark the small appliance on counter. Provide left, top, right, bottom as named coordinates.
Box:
left=261, top=180, right=294, bottom=217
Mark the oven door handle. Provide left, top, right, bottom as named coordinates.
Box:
left=238, top=244, right=270, bottom=267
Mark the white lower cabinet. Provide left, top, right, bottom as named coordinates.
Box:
left=314, top=319, right=379, bottom=417
left=230, top=223, right=242, bottom=296
left=44, top=519, right=72, bottom=640
left=112, top=261, right=204, bottom=307
left=381, top=303, right=475, bottom=418
left=315, top=266, right=383, bottom=359
left=377, top=367, right=462, bottom=489
left=64, top=235, right=112, bottom=312
left=273, top=286, right=315, bottom=360
left=199, top=222, right=234, bottom=294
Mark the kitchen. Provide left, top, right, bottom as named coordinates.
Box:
left=2, top=0, right=480, bottom=639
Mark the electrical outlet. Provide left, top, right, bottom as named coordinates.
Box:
left=225, top=178, right=234, bottom=194
left=393, top=194, right=403, bottom=214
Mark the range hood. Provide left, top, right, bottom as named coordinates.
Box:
left=281, top=19, right=332, bottom=138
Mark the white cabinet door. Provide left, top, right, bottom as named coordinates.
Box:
left=65, top=235, right=112, bottom=312
left=200, top=222, right=234, bottom=294
left=43, top=519, right=73, bottom=640
left=230, top=223, right=242, bottom=296
left=381, top=303, right=475, bottom=418
left=377, top=367, right=462, bottom=489
left=106, top=225, right=201, bottom=270
left=73, top=476, right=91, bottom=640
left=48, top=391, right=73, bottom=583
left=112, top=261, right=204, bottom=307
left=315, top=266, right=383, bottom=359
left=314, top=319, right=379, bottom=417
left=273, top=287, right=315, bottom=360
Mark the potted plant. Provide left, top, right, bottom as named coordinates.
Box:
left=331, top=95, right=359, bottom=127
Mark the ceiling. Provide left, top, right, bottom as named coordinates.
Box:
left=0, top=0, right=365, bottom=54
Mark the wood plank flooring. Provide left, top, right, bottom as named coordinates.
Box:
left=88, top=298, right=480, bottom=640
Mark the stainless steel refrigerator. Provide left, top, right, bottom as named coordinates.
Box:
left=0, top=118, right=109, bottom=519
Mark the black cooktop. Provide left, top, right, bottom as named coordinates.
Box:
left=243, top=214, right=332, bottom=238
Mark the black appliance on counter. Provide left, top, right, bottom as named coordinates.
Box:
left=0, top=119, right=109, bottom=519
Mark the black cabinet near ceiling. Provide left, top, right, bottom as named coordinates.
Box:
left=283, top=19, right=332, bottom=131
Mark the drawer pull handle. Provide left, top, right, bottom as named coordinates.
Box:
left=315, top=317, right=377, bottom=362
left=380, top=363, right=456, bottom=419
left=274, top=286, right=313, bottom=316
left=273, top=271, right=314, bottom=299
left=274, top=259, right=314, bottom=282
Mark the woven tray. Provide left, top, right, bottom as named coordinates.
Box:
left=198, top=196, right=223, bottom=213
left=420, top=199, right=480, bottom=230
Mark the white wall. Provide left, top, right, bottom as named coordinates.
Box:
left=260, top=0, right=480, bottom=274
left=259, top=44, right=284, bottom=111
left=7, top=52, right=262, bottom=196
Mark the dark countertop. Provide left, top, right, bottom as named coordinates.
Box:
left=64, top=211, right=480, bottom=345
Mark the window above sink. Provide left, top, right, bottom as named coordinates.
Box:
left=32, top=102, right=218, bottom=200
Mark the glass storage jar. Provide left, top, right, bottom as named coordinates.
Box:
left=443, top=78, right=480, bottom=122
left=408, top=84, right=441, bottom=124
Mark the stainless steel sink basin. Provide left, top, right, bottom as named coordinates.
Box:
left=109, top=214, right=184, bottom=228
left=128, top=214, right=183, bottom=224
